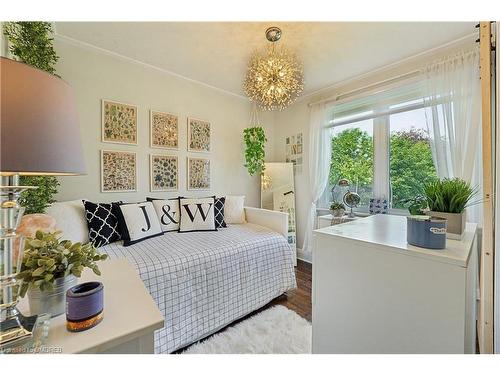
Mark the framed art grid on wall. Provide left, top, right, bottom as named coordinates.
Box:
left=187, top=157, right=210, bottom=190
left=187, top=117, right=211, bottom=153
left=101, top=150, right=137, bottom=192
left=150, top=154, right=179, bottom=192
left=101, top=99, right=138, bottom=145
left=150, top=110, right=179, bottom=149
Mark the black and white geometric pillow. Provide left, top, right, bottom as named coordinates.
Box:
left=178, top=196, right=217, bottom=233
left=82, top=200, right=122, bottom=247
left=214, top=197, right=227, bottom=229
left=146, top=197, right=180, bottom=232
left=115, top=202, right=163, bottom=246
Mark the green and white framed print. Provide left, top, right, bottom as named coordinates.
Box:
left=101, top=150, right=137, bottom=192
left=102, top=99, right=138, bottom=145
left=150, top=154, right=178, bottom=192
left=187, top=117, right=211, bottom=153
left=150, top=110, right=179, bottom=149
left=187, top=157, right=210, bottom=190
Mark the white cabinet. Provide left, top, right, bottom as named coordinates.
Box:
left=317, top=214, right=359, bottom=229
left=312, top=214, right=478, bottom=354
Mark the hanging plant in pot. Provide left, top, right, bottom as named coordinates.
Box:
left=243, top=105, right=267, bottom=176
left=423, top=178, right=479, bottom=239
left=17, top=231, right=108, bottom=317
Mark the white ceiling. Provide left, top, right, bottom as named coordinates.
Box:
left=55, top=22, right=475, bottom=97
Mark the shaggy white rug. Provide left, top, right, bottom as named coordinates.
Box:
left=183, top=305, right=311, bottom=354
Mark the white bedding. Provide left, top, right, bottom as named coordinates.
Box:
left=101, top=223, right=297, bottom=353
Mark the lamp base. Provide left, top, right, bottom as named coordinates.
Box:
left=0, top=309, right=37, bottom=349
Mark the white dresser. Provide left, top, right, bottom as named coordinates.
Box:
left=312, top=214, right=478, bottom=354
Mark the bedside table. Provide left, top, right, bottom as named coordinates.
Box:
left=17, top=259, right=164, bottom=354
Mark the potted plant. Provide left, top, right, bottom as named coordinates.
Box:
left=17, top=230, right=108, bottom=317
left=404, top=196, right=447, bottom=249
left=330, top=201, right=346, bottom=218
left=404, top=195, right=428, bottom=216
left=423, top=178, right=479, bottom=239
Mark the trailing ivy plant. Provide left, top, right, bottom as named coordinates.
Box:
left=3, top=22, right=60, bottom=213
left=243, top=127, right=267, bottom=176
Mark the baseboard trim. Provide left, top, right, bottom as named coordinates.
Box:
left=296, top=248, right=312, bottom=264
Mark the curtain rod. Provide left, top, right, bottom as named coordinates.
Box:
left=307, top=69, right=422, bottom=108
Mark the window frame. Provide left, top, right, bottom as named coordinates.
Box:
left=320, top=91, right=442, bottom=215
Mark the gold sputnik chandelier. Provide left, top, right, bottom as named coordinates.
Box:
left=244, top=27, right=304, bottom=111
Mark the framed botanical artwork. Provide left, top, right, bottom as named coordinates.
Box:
left=101, top=150, right=137, bottom=192
left=187, top=157, right=210, bottom=190
left=187, top=117, right=211, bottom=153
left=150, top=110, right=179, bottom=149
left=150, top=154, right=178, bottom=192
left=101, top=99, right=138, bottom=145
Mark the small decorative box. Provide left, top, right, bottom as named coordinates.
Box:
left=66, top=282, right=104, bottom=332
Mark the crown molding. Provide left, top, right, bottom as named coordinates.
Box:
left=53, top=33, right=249, bottom=101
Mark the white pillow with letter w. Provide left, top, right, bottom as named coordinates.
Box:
left=178, top=197, right=217, bottom=232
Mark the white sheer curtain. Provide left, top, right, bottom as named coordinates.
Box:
left=302, top=103, right=332, bottom=253
left=423, top=48, right=482, bottom=223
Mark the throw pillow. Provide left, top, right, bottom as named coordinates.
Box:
left=116, top=202, right=163, bottom=246
left=214, top=197, right=227, bottom=229
left=224, top=195, right=246, bottom=224
left=47, top=200, right=89, bottom=244
left=178, top=196, right=217, bottom=232
left=82, top=200, right=122, bottom=247
left=146, top=197, right=180, bottom=232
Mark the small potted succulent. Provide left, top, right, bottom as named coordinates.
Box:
left=424, top=178, right=479, bottom=239
left=17, top=230, right=108, bottom=317
left=330, top=201, right=346, bottom=218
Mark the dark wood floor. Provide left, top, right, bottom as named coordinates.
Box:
left=259, top=259, right=312, bottom=321
left=176, top=259, right=312, bottom=353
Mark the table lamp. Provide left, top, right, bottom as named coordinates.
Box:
left=0, top=57, right=86, bottom=349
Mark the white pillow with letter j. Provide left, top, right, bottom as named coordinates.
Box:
left=178, top=197, right=217, bottom=232
left=116, top=202, right=163, bottom=246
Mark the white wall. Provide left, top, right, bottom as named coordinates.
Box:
left=52, top=38, right=274, bottom=207
left=272, top=35, right=476, bottom=255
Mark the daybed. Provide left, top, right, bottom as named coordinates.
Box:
left=47, top=202, right=297, bottom=353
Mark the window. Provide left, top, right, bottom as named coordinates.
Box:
left=320, top=80, right=438, bottom=213
left=389, top=108, right=437, bottom=209
left=329, top=119, right=373, bottom=207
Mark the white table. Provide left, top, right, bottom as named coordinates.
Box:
left=18, top=259, right=164, bottom=353
left=312, top=214, right=478, bottom=354
left=317, top=214, right=360, bottom=229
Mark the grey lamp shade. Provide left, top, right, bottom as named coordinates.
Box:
left=1, top=57, right=86, bottom=175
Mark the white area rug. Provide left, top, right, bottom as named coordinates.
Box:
left=183, top=305, right=311, bottom=354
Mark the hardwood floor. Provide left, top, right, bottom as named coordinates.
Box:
left=175, top=259, right=312, bottom=353
left=260, top=259, right=312, bottom=321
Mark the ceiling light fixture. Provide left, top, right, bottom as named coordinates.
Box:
left=244, top=27, right=304, bottom=111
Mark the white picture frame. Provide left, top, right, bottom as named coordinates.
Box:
left=187, top=117, right=211, bottom=153
left=187, top=157, right=211, bottom=191
left=101, top=99, right=138, bottom=145
left=149, top=154, right=179, bottom=192
left=100, top=150, right=137, bottom=192
left=150, top=110, right=179, bottom=150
